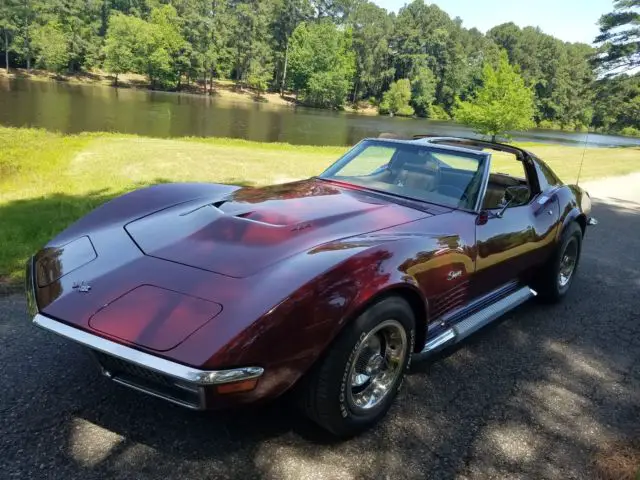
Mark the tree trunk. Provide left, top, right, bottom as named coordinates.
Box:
left=352, top=78, right=359, bottom=104
left=209, top=68, right=214, bottom=94
left=491, top=134, right=496, bottom=142
left=114, top=73, right=118, bottom=87
left=280, top=40, right=289, bottom=96
left=203, top=69, right=207, bottom=94
left=24, top=35, right=30, bottom=70
left=4, top=30, right=9, bottom=74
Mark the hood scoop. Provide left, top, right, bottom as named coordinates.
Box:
left=212, top=198, right=304, bottom=227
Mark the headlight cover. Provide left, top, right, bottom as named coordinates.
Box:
left=35, top=236, right=97, bottom=287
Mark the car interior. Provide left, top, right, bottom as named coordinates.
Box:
left=415, top=136, right=532, bottom=210
left=360, top=148, right=484, bottom=209
left=361, top=146, right=530, bottom=211
left=482, top=172, right=529, bottom=210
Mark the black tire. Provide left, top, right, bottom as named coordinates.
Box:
left=534, top=221, right=583, bottom=303
left=298, top=296, right=416, bottom=438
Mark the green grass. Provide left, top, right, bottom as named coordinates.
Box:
left=1, top=126, right=638, bottom=288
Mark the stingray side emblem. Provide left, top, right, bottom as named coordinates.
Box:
left=447, top=270, right=462, bottom=281
left=291, top=222, right=312, bottom=232
left=72, top=281, right=92, bottom=293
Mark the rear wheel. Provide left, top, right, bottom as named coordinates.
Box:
left=299, top=296, right=415, bottom=438
left=535, top=222, right=582, bottom=302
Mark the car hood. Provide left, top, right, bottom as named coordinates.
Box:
left=124, top=179, right=434, bottom=278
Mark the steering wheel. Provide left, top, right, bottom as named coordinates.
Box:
left=439, top=184, right=470, bottom=206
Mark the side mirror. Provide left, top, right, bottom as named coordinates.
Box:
left=495, top=185, right=530, bottom=218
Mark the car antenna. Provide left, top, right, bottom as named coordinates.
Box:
left=576, top=131, right=590, bottom=186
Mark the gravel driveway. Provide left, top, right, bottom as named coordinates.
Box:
left=1, top=174, right=639, bottom=479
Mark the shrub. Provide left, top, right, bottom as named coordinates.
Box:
left=429, top=105, right=451, bottom=120
left=379, top=79, right=413, bottom=116
left=620, top=126, right=640, bottom=137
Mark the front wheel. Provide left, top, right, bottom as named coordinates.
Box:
left=534, top=222, right=583, bottom=302
left=298, top=296, right=415, bottom=438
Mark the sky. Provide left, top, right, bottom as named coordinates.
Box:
left=371, top=0, right=614, bottom=45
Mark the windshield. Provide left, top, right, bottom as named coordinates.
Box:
left=319, top=139, right=489, bottom=210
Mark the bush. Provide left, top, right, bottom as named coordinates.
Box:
left=538, top=120, right=562, bottom=130
left=304, top=71, right=352, bottom=109
left=379, top=79, right=413, bottom=116
left=620, top=126, right=640, bottom=137
left=429, top=105, right=451, bottom=120
left=396, top=105, right=415, bottom=116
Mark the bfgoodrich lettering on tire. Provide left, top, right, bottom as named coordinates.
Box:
left=298, top=296, right=415, bottom=438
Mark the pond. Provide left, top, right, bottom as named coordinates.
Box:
left=1, top=77, right=638, bottom=148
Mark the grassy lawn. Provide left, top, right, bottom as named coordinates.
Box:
left=1, top=126, right=638, bottom=288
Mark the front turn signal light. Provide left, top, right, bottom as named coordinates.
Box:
left=216, top=377, right=259, bottom=394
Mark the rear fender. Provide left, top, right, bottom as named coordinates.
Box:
left=556, top=185, right=591, bottom=240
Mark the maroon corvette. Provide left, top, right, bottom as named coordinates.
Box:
left=27, top=135, right=596, bottom=437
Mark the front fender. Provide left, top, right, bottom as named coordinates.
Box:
left=211, top=232, right=470, bottom=400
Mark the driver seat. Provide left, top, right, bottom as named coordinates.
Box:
left=388, top=150, right=439, bottom=192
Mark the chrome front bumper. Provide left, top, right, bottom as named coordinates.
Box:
left=26, top=254, right=263, bottom=410
left=31, top=313, right=263, bottom=410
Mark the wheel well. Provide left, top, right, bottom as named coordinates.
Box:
left=351, top=287, right=428, bottom=353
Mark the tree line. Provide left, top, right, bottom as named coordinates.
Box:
left=0, top=0, right=638, bottom=136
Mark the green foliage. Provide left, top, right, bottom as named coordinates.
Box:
left=271, top=0, right=313, bottom=93
left=537, top=120, right=561, bottom=130
left=32, top=21, right=69, bottom=73
left=379, top=79, right=414, bottom=116
left=247, top=58, right=272, bottom=96
left=410, top=67, right=436, bottom=117
left=594, top=0, right=639, bottom=73
left=538, top=120, right=590, bottom=132
left=0, top=0, right=19, bottom=71
left=102, top=6, right=187, bottom=89
left=428, top=104, right=451, bottom=120
left=0, top=0, right=634, bottom=134
left=592, top=73, right=640, bottom=132
left=453, top=52, right=535, bottom=140
left=103, top=13, right=136, bottom=83
left=233, top=0, right=274, bottom=89
left=148, top=5, right=188, bottom=88
left=305, top=70, right=352, bottom=108
left=488, top=23, right=596, bottom=130
left=349, top=1, right=395, bottom=101
left=288, top=20, right=355, bottom=108
left=620, top=126, right=640, bottom=137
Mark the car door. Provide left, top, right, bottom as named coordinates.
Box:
left=471, top=159, right=561, bottom=297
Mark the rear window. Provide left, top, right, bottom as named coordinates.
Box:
left=535, top=158, right=563, bottom=189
